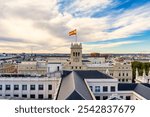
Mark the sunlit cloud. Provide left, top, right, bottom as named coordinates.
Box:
left=0, top=0, right=149, bottom=53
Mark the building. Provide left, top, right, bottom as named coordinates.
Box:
left=62, top=42, right=132, bottom=83
left=18, top=61, right=47, bottom=75
left=56, top=70, right=150, bottom=100
left=0, top=62, right=17, bottom=73
left=0, top=42, right=150, bottom=100
left=0, top=73, right=61, bottom=100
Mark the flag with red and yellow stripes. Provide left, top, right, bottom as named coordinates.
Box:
left=68, top=29, right=77, bottom=36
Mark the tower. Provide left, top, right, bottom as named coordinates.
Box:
left=70, top=42, right=82, bottom=69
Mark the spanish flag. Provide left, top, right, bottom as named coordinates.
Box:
left=69, top=29, right=77, bottom=36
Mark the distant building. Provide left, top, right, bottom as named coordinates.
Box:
left=18, top=61, right=47, bottom=75
left=0, top=62, right=17, bottom=73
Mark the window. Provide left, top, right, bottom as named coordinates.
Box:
left=111, top=73, right=113, bottom=76
left=76, top=52, right=77, bottom=56
left=38, top=94, right=44, bottom=99
left=14, top=85, right=19, bottom=90
left=57, top=66, right=60, bottom=71
left=14, top=94, right=19, bottom=97
left=78, top=52, right=80, bottom=56
left=75, top=66, right=77, bottom=69
left=79, top=66, right=81, bottom=69
left=73, top=52, right=75, bottom=56
left=103, top=96, right=108, bottom=100
left=95, top=86, right=100, bottom=92
left=22, top=85, right=27, bottom=90
left=122, top=73, right=124, bottom=76
left=71, top=66, right=73, bottom=69
left=5, top=94, right=10, bottom=97
left=89, top=86, right=93, bottom=92
left=126, top=79, right=128, bottom=82
left=0, top=85, right=2, bottom=90
left=95, top=96, right=100, bottom=100
left=120, top=96, right=123, bottom=99
left=126, top=96, right=131, bottom=100
left=48, top=85, right=52, bottom=90
left=118, top=79, right=121, bottom=81
left=119, top=73, right=121, bottom=76
left=48, top=94, right=52, bottom=99
left=38, top=85, right=44, bottom=90
left=122, top=79, right=125, bottom=82
left=110, top=86, right=115, bottom=92
left=22, top=94, right=27, bottom=98
left=103, top=86, right=108, bottom=92
left=126, top=73, right=128, bottom=76
left=30, top=85, right=35, bottom=90
left=30, top=94, right=35, bottom=99
left=5, top=85, right=10, bottom=90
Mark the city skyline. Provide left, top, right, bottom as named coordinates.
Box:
left=0, top=0, right=150, bottom=53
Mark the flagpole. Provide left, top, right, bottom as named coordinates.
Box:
left=76, top=32, right=77, bottom=42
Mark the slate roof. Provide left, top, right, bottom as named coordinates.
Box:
left=57, top=71, right=94, bottom=100
left=134, top=84, right=150, bottom=100
left=82, top=60, right=91, bottom=62
left=74, top=70, right=113, bottom=79
left=118, top=83, right=150, bottom=100
left=118, top=83, right=137, bottom=91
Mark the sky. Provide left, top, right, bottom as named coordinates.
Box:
left=0, top=0, right=150, bottom=53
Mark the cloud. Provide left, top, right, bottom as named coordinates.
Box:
left=83, top=41, right=141, bottom=52
left=0, top=0, right=149, bottom=53
left=59, top=0, right=113, bottom=17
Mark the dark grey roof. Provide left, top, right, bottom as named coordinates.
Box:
left=141, top=83, right=150, bottom=88
left=118, top=83, right=150, bottom=100
left=118, top=83, right=137, bottom=91
left=48, top=62, right=61, bottom=64
left=82, top=60, right=90, bottom=62
left=75, top=70, right=113, bottom=79
left=57, top=71, right=94, bottom=100
left=134, top=84, right=150, bottom=100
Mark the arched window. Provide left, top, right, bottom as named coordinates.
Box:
left=76, top=52, right=78, bottom=56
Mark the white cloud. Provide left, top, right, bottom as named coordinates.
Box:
left=62, top=0, right=113, bottom=16
left=0, top=0, right=149, bottom=53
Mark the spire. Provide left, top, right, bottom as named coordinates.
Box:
left=143, top=69, right=146, bottom=78
left=136, top=68, right=138, bottom=78
left=106, top=69, right=110, bottom=75
left=148, top=69, right=150, bottom=76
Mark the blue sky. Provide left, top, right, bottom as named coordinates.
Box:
left=0, top=0, right=150, bottom=53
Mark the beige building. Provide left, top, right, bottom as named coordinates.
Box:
left=0, top=63, right=17, bottom=73
left=63, top=42, right=132, bottom=83
left=18, top=61, right=47, bottom=75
